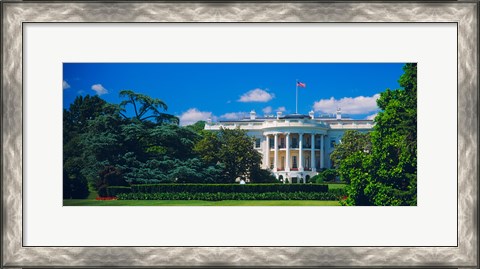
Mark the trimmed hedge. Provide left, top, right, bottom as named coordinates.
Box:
left=106, top=186, right=132, bottom=197
left=328, top=188, right=347, bottom=198
left=130, top=183, right=328, bottom=194
left=117, top=191, right=338, bottom=201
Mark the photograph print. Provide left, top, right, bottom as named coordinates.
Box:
left=63, top=63, right=417, bottom=206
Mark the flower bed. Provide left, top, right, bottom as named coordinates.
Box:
left=95, top=196, right=117, bottom=201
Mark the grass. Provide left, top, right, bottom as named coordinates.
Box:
left=63, top=199, right=341, bottom=206
left=327, top=183, right=347, bottom=189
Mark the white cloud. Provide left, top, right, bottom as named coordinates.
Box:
left=91, top=84, right=108, bottom=95
left=366, top=113, right=378, bottom=120
left=220, top=112, right=248, bottom=120
left=179, top=108, right=214, bottom=126
left=238, top=88, right=275, bottom=103
left=262, top=106, right=272, bottom=114
left=313, top=94, right=380, bottom=114
left=276, top=106, right=286, bottom=112
left=62, top=80, right=70, bottom=90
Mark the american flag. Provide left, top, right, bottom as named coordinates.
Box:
left=297, top=81, right=306, bottom=88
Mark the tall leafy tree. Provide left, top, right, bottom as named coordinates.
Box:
left=366, top=63, right=417, bottom=205
left=194, top=131, right=222, bottom=165
left=118, top=90, right=179, bottom=124
left=185, top=120, right=206, bottom=134
left=330, top=130, right=371, bottom=172
left=218, top=128, right=262, bottom=181
left=195, top=127, right=263, bottom=182
left=341, top=63, right=417, bottom=206
left=63, top=95, right=110, bottom=142
left=63, top=95, right=122, bottom=198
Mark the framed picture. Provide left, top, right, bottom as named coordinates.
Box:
left=2, top=1, right=478, bottom=268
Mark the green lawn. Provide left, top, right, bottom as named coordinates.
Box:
left=63, top=199, right=341, bottom=206
left=327, top=183, right=347, bottom=189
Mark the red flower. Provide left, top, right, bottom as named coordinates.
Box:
left=95, top=196, right=117, bottom=200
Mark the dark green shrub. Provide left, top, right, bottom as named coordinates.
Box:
left=307, top=175, right=317, bottom=184
left=130, top=183, right=328, bottom=194
left=97, top=186, right=108, bottom=198
left=63, top=170, right=90, bottom=199
left=63, top=170, right=72, bottom=199
left=250, top=168, right=279, bottom=183
left=322, top=169, right=338, bottom=182
left=96, top=165, right=128, bottom=197
left=311, top=169, right=338, bottom=183
left=311, top=174, right=323, bottom=184
left=107, top=186, right=132, bottom=197
left=117, top=191, right=339, bottom=201
left=328, top=188, right=347, bottom=199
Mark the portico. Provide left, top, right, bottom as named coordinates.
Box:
left=264, top=131, right=326, bottom=181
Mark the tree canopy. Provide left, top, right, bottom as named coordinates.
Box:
left=195, top=127, right=263, bottom=182
left=118, top=90, right=179, bottom=124
left=330, top=130, right=371, bottom=172
left=334, top=63, right=417, bottom=206
left=63, top=90, right=271, bottom=198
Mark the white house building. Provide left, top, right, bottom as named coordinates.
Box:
left=204, top=108, right=374, bottom=183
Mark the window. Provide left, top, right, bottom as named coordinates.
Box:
left=292, top=137, right=298, bottom=148
left=255, top=138, right=261, bottom=148
left=330, top=139, right=336, bottom=148
left=292, top=156, right=297, bottom=168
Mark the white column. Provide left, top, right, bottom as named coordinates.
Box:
left=265, top=135, right=270, bottom=169
left=285, top=133, right=290, bottom=172
left=311, top=134, right=316, bottom=172
left=299, top=133, right=304, bottom=171
left=274, top=133, right=278, bottom=171
left=320, top=134, right=325, bottom=169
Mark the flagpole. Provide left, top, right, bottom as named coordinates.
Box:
left=295, top=79, right=298, bottom=114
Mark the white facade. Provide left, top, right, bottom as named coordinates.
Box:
left=204, top=109, right=374, bottom=183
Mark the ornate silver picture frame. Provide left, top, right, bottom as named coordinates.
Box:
left=2, top=1, right=478, bottom=267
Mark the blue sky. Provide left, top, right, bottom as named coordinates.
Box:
left=63, top=63, right=406, bottom=126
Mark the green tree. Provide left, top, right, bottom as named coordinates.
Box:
left=340, top=152, right=372, bottom=205
left=330, top=130, right=371, bottom=170
left=341, top=63, right=417, bottom=206
left=119, top=90, right=179, bottom=124
left=218, top=128, right=262, bottom=182
left=310, top=169, right=339, bottom=183
left=366, top=63, right=417, bottom=205
left=63, top=95, right=122, bottom=195
left=250, top=167, right=279, bottom=183
left=195, top=127, right=263, bottom=182
left=185, top=120, right=206, bottom=134
left=194, top=131, right=222, bottom=165
left=63, top=169, right=89, bottom=199
left=96, top=165, right=128, bottom=197
left=63, top=95, right=110, bottom=141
